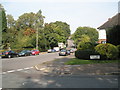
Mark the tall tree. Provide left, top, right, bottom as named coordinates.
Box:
left=72, top=26, right=98, bottom=46
left=44, top=21, right=71, bottom=48
left=0, top=4, right=8, bottom=49
left=16, top=12, right=36, bottom=30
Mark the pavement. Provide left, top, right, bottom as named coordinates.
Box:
left=34, top=54, right=120, bottom=76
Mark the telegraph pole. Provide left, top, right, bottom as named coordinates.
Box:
left=36, top=27, right=38, bottom=50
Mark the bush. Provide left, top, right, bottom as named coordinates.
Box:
left=75, top=50, right=99, bottom=60
left=95, top=43, right=119, bottom=60
left=77, top=42, right=95, bottom=50
left=117, top=45, right=120, bottom=58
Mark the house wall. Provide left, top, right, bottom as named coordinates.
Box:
left=98, top=29, right=106, bottom=43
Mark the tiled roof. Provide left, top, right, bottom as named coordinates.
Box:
left=98, top=13, right=120, bottom=29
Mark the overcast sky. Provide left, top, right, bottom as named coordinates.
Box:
left=1, top=0, right=119, bottom=34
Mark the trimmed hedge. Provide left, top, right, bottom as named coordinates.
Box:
left=75, top=50, right=104, bottom=60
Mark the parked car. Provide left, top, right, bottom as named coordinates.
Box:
left=0, top=52, right=2, bottom=58
left=31, top=49, right=40, bottom=55
left=59, top=49, right=68, bottom=56
left=18, top=50, right=32, bottom=57
left=47, top=49, right=56, bottom=53
left=1, top=50, right=18, bottom=58
left=66, top=50, right=70, bottom=55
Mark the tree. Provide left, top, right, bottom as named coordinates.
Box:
left=0, top=4, right=7, bottom=32
left=16, top=12, right=36, bottom=30
left=44, top=21, right=71, bottom=48
left=0, top=4, right=8, bottom=49
left=72, top=26, right=98, bottom=46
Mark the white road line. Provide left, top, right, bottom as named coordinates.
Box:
left=16, top=69, right=23, bottom=71
left=2, top=67, right=34, bottom=74
left=2, top=72, right=7, bottom=74
left=7, top=70, right=16, bottom=73
left=24, top=68, right=30, bottom=70
left=30, top=67, right=34, bottom=69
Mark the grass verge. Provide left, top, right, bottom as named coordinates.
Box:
left=65, top=58, right=120, bottom=65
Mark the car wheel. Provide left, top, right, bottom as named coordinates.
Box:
left=8, top=55, right=11, bottom=58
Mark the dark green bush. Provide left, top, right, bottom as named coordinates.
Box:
left=75, top=50, right=101, bottom=60
left=117, top=45, right=120, bottom=58
left=95, top=43, right=119, bottom=60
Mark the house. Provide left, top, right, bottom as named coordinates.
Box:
left=97, top=13, right=120, bottom=45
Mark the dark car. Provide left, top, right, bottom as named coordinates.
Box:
left=18, top=50, right=32, bottom=57
left=59, top=49, right=68, bottom=56
left=31, top=49, right=40, bottom=55
left=1, top=51, right=18, bottom=58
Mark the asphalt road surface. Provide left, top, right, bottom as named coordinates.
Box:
left=2, top=52, right=61, bottom=72
left=1, top=52, right=119, bottom=88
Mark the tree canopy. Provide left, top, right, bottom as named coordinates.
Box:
left=72, top=26, right=98, bottom=48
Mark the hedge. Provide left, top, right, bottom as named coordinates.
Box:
left=75, top=49, right=105, bottom=60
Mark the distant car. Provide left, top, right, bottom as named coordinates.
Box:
left=53, top=47, right=59, bottom=52
left=31, top=49, right=40, bottom=55
left=47, top=49, right=56, bottom=53
left=1, top=51, right=18, bottom=58
left=18, top=50, right=32, bottom=57
left=59, top=49, right=68, bottom=56
left=0, top=52, right=2, bottom=58
left=66, top=50, right=70, bottom=55
left=70, top=49, right=74, bottom=53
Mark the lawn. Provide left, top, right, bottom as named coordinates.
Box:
left=65, top=58, right=120, bottom=65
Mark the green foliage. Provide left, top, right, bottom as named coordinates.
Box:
left=72, top=26, right=98, bottom=46
left=77, top=35, right=95, bottom=50
left=77, top=42, right=95, bottom=50
left=44, top=21, right=71, bottom=48
left=95, top=43, right=119, bottom=59
left=1, top=8, right=70, bottom=51
left=16, top=12, right=36, bottom=30
left=106, top=25, right=120, bottom=45
left=0, top=5, right=7, bottom=32
left=75, top=50, right=98, bottom=60
left=117, top=45, right=120, bottom=58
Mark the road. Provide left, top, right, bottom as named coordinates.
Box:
left=1, top=52, right=119, bottom=88
left=2, top=52, right=61, bottom=72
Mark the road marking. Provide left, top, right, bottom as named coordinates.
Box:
left=2, top=67, right=33, bottom=75
left=24, top=67, right=33, bottom=70
left=16, top=69, right=23, bottom=71
left=35, top=65, right=39, bottom=70
left=7, top=70, right=16, bottom=73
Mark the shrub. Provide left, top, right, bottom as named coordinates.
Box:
left=77, top=42, right=95, bottom=50
left=117, top=45, right=120, bottom=58
left=75, top=50, right=99, bottom=60
left=95, top=43, right=119, bottom=59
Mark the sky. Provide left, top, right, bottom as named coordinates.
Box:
left=1, top=0, right=119, bottom=34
